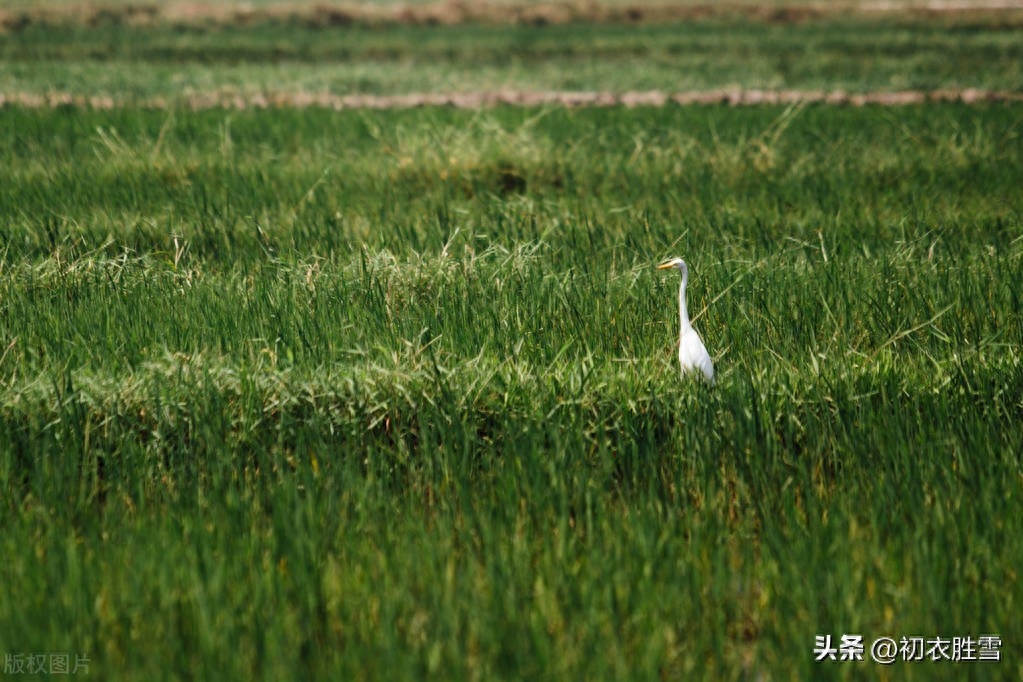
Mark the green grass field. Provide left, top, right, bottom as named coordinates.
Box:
left=2, top=7, right=1022, bottom=681
left=3, top=14, right=1023, bottom=99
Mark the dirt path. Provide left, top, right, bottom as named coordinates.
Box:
left=4, top=1, right=1023, bottom=31
left=2, top=88, right=1021, bottom=111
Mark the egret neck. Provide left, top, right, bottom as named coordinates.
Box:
left=676, top=260, right=691, bottom=334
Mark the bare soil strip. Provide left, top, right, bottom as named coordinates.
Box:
left=2, top=88, right=1021, bottom=111
left=4, top=0, right=1023, bottom=31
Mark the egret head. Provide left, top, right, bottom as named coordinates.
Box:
left=657, top=258, right=688, bottom=276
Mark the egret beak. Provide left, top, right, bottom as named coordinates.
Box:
left=656, top=262, right=675, bottom=270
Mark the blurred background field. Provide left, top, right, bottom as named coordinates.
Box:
left=1, top=3, right=1021, bottom=680
left=2, top=0, right=1023, bottom=103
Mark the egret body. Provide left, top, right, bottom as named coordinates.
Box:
left=657, top=258, right=714, bottom=382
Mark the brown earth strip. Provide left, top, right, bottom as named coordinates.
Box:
left=2, top=88, right=1021, bottom=110
left=3, top=0, right=1023, bottom=32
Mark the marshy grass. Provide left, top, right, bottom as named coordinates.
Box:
left=1, top=98, right=1021, bottom=678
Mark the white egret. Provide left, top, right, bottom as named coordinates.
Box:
left=657, top=258, right=714, bottom=383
